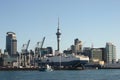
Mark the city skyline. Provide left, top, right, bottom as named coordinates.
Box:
left=0, top=0, right=120, bottom=59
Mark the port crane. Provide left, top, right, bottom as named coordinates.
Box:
left=37, top=37, right=45, bottom=49
left=26, top=40, right=30, bottom=52
left=35, top=37, right=45, bottom=59
left=22, top=40, right=30, bottom=67
left=22, top=40, right=30, bottom=53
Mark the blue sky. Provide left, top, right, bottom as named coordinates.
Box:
left=0, top=0, right=120, bottom=59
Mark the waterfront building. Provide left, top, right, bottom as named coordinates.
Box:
left=106, top=42, right=116, bottom=63
left=0, top=49, right=2, bottom=57
left=63, top=49, right=72, bottom=54
left=0, top=49, right=3, bottom=66
left=100, top=48, right=106, bottom=63
left=0, top=57, right=3, bottom=67
left=67, top=39, right=82, bottom=54
left=74, top=38, right=82, bottom=54
left=6, top=32, right=17, bottom=56
left=47, top=47, right=53, bottom=54
left=71, top=45, right=75, bottom=53
left=82, top=47, right=92, bottom=59
left=91, top=48, right=102, bottom=62
left=3, top=56, right=17, bottom=67
left=35, top=47, right=53, bottom=56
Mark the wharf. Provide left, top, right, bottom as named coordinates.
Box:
left=0, top=67, right=83, bottom=71
left=1, top=67, right=120, bottom=71
left=100, top=67, right=120, bottom=69
left=100, top=63, right=120, bottom=69
left=0, top=68, right=39, bottom=71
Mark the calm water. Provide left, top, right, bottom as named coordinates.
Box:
left=0, top=69, right=120, bottom=80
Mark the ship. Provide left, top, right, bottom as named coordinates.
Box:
left=38, top=53, right=89, bottom=69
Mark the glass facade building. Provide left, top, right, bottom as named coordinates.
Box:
left=106, top=43, right=116, bottom=63
left=6, top=32, right=17, bottom=56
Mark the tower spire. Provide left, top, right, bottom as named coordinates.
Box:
left=56, top=18, right=61, bottom=52
left=58, top=17, right=59, bottom=29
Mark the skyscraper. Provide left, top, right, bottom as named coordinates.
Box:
left=74, top=38, right=82, bottom=53
left=106, top=42, right=116, bottom=63
left=6, top=32, right=17, bottom=56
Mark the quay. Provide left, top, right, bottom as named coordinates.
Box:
left=1, top=65, right=120, bottom=71
left=0, top=67, right=39, bottom=71
left=0, top=67, right=83, bottom=71
left=0, top=65, right=85, bottom=71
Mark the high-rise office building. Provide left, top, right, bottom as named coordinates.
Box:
left=74, top=38, right=82, bottom=53
left=6, top=32, right=17, bottom=56
left=106, top=42, right=116, bottom=63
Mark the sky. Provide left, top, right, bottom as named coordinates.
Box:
left=0, top=0, right=120, bottom=59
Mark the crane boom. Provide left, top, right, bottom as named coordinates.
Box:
left=26, top=40, right=30, bottom=51
left=40, top=37, right=45, bottom=48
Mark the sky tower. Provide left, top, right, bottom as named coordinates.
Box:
left=56, top=18, right=61, bottom=52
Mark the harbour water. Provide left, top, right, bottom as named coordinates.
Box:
left=0, top=69, right=120, bottom=80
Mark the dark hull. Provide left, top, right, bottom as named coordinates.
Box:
left=39, top=60, right=88, bottom=68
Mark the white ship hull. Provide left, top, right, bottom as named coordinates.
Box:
left=39, top=54, right=89, bottom=67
